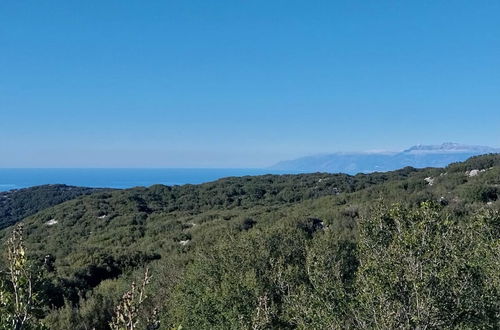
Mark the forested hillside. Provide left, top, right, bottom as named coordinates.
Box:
left=0, top=185, right=104, bottom=230
left=1, top=154, right=499, bottom=329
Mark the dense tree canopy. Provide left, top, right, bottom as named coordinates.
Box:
left=0, top=185, right=103, bottom=230
left=0, top=154, right=499, bottom=329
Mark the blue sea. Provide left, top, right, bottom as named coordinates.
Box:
left=0, top=168, right=283, bottom=192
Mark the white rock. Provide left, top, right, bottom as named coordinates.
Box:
left=467, top=169, right=480, bottom=177
left=179, top=240, right=190, bottom=246
left=424, top=177, right=434, bottom=186
left=45, top=219, right=58, bottom=226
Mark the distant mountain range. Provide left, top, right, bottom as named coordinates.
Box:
left=270, top=143, right=500, bottom=174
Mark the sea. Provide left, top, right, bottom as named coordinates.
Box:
left=0, top=168, right=284, bottom=192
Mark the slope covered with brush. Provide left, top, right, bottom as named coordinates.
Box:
left=0, top=184, right=104, bottom=230
left=0, top=154, right=499, bottom=329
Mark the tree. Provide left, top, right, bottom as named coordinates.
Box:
left=354, top=203, right=500, bottom=329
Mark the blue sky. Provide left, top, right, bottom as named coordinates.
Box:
left=1, top=1, right=499, bottom=167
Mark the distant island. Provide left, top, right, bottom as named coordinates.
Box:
left=270, top=142, right=500, bottom=174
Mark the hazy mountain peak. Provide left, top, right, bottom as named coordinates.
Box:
left=270, top=143, right=500, bottom=174
left=403, top=143, right=498, bottom=154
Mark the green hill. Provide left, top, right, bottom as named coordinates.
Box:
left=0, top=184, right=105, bottom=230
left=1, top=154, right=499, bottom=329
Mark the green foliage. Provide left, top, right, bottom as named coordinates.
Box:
left=448, top=153, right=500, bottom=173
left=43, top=279, right=126, bottom=330
left=169, top=226, right=302, bottom=329
left=285, top=234, right=357, bottom=328
left=354, top=203, right=499, bottom=328
left=168, top=203, right=499, bottom=329
left=463, top=184, right=499, bottom=202
left=0, top=185, right=103, bottom=230
left=0, top=154, right=499, bottom=329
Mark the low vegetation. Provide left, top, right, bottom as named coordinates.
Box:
left=0, top=154, right=499, bottom=329
left=0, top=185, right=103, bottom=230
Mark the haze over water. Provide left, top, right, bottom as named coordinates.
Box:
left=0, top=168, right=279, bottom=192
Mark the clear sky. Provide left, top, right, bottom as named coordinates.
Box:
left=1, top=1, right=499, bottom=168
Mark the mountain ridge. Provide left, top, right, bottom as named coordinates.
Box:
left=270, top=143, right=500, bottom=173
